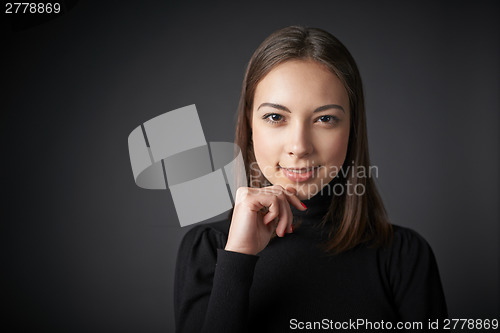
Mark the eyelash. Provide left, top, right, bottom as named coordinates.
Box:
left=262, top=113, right=340, bottom=126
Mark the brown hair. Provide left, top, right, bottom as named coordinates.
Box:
left=233, top=26, right=392, bottom=254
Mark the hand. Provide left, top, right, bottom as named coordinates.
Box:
left=225, top=185, right=307, bottom=255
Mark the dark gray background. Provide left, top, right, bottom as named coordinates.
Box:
left=1, top=0, right=498, bottom=331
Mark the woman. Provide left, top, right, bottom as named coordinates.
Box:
left=174, top=26, right=447, bottom=333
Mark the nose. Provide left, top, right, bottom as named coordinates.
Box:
left=284, top=121, right=313, bottom=158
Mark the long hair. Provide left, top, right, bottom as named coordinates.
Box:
left=233, top=26, right=392, bottom=254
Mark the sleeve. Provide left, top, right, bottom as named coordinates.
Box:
left=174, top=225, right=259, bottom=333
left=387, top=227, right=448, bottom=321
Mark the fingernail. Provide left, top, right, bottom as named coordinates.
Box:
left=301, top=202, right=307, bottom=209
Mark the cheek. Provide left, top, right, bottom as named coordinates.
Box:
left=320, top=131, right=350, bottom=166
left=252, top=127, right=280, bottom=171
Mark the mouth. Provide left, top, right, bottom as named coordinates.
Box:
left=279, top=165, right=320, bottom=182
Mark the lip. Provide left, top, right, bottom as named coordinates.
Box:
left=280, top=166, right=319, bottom=182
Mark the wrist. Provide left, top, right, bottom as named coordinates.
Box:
left=224, top=244, right=257, bottom=256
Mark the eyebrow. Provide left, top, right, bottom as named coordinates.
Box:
left=257, top=102, right=345, bottom=113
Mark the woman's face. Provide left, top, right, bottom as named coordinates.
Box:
left=251, top=60, right=350, bottom=200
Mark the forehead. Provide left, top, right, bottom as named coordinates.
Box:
left=253, top=60, right=349, bottom=111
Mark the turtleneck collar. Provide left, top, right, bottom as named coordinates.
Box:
left=290, top=177, right=338, bottom=221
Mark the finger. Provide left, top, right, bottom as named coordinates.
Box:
left=282, top=188, right=307, bottom=211
left=262, top=185, right=306, bottom=216
left=270, top=191, right=290, bottom=237
left=261, top=196, right=280, bottom=225
left=276, top=195, right=293, bottom=236
left=281, top=193, right=294, bottom=234
left=261, top=191, right=290, bottom=233
left=283, top=185, right=297, bottom=196
left=260, top=185, right=295, bottom=200
left=258, top=186, right=284, bottom=196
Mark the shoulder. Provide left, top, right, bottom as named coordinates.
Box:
left=382, top=225, right=448, bottom=319
left=178, top=219, right=231, bottom=257
left=384, top=224, right=438, bottom=268
left=175, top=218, right=231, bottom=282
left=390, top=224, right=433, bottom=251
left=391, top=224, right=430, bottom=247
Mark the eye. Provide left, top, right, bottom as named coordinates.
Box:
left=262, top=113, right=284, bottom=125
left=316, top=115, right=339, bottom=126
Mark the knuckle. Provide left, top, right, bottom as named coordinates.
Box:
left=268, top=210, right=278, bottom=219
left=235, top=187, right=249, bottom=201
left=273, top=184, right=284, bottom=192
left=284, top=185, right=295, bottom=195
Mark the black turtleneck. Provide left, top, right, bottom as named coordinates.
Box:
left=174, top=186, right=448, bottom=333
